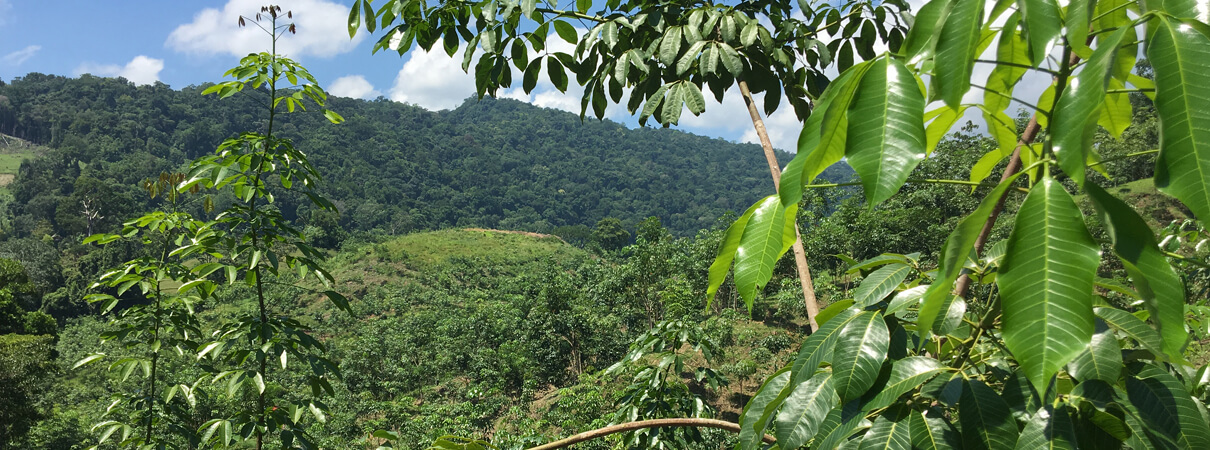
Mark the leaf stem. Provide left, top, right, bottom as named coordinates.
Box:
left=1090, top=1, right=1133, bottom=23
left=1165, top=251, right=1210, bottom=269
left=974, top=59, right=1059, bottom=77
left=1044, top=45, right=1075, bottom=161
left=535, top=7, right=607, bottom=23
left=804, top=178, right=1031, bottom=193
left=1089, top=26, right=1121, bottom=37
left=969, top=83, right=1050, bottom=116
left=1085, top=149, right=1158, bottom=168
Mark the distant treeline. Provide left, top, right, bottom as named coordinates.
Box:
left=0, top=73, right=854, bottom=244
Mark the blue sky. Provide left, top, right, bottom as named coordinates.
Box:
left=0, top=0, right=812, bottom=148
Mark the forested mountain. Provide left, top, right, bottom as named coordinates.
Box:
left=0, top=73, right=852, bottom=242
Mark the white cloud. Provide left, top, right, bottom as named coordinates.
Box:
left=383, top=25, right=790, bottom=146
left=388, top=48, right=476, bottom=110
left=75, top=55, right=165, bottom=86
left=387, top=28, right=609, bottom=115
left=329, top=75, right=381, bottom=99
left=2, top=45, right=40, bottom=66
left=166, top=0, right=364, bottom=59
left=673, top=85, right=803, bottom=152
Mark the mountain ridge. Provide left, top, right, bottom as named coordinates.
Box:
left=0, top=72, right=854, bottom=241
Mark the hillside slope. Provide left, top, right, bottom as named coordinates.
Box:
left=0, top=73, right=853, bottom=241
left=42, top=228, right=798, bottom=448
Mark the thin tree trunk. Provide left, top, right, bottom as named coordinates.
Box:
left=737, top=80, right=821, bottom=331
left=951, top=119, right=1035, bottom=299
left=953, top=46, right=1085, bottom=302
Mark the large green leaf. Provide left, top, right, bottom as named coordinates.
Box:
left=661, top=81, right=683, bottom=124
left=1016, top=0, right=1062, bottom=64
left=960, top=379, right=1020, bottom=450
left=998, top=176, right=1099, bottom=393
left=933, top=0, right=985, bottom=107
left=846, top=253, right=915, bottom=273
left=781, top=204, right=799, bottom=257
left=813, top=401, right=871, bottom=450
left=738, top=368, right=791, bottom=450
left=1069, top=319, right=1124, bottom=383
left=901, top=0, right=955, bottom=63
left=1101, top=0, right=1139, bottom=84
left=1143, top=0, right=1210, bottom=21
left=910, top=411, right=961, bottom=450
left=863, top=357, right=946, bottom=411
left=832, top=312, right=890, bottom=401
left=886, top=285, right=928, bottom=317
left=1014, top=404, right=1078, bottom=450
left=926, top=105, right=968, bottom=156
left=1069, top=380, right=1133, bottom=444
left=1001, top=370, right=1043, bottom=418
left=776, top=371, right=840, bottom=449
left=1085, top=182, right=1187, bottom=359
left=1094, top=306, right=1165, bottom=355
left=854, top=263, right=912, bottom=308
left=1098, top=82, right=1133, bottom=139
left=1066, top=0, right=1095, bottom=57
left=974, top=15, right=1030, bottom=181
left=347, top=0, right=361, bottom=38
left=733, top=195, right=790, bottom=309
left=1150, top=15, right=1210, bottom=222
left=781, top=63, right=872, bottom=208
left=935, top=295, right=967, bottom=335
left=1126, top=363, right=1210, bottom=449
left=1052, top=25, right=1133, bottom=187
left=918, top=171, right=1025, bottom=335
left=706, top=197, right=759, bottom=306
left=984, top=14, right=1030, bottom=113
left=845, top=56, right=927, bottom=207
left=973, top=108, right=1020, bottom=185
left=659, top=26, right=682, bottom=66
left=793, top=308, right=864, bottom=384
left=858, top=412, right=912, bottom=450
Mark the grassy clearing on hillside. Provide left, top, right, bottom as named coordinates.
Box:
left=319, top=228, right=591, bottom=312
left=347, top=228, right=585, bottom=272
left=0, top=153, right=32, bottom=174
left=0, top=134, right=42, bottom=193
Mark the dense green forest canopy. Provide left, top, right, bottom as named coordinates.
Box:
left=0, top=73, right=852, bottom=243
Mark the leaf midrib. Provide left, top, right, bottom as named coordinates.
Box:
left=1164, top=20, right=1210, bottom=213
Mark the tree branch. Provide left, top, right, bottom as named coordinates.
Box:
left=534, top=7, right=607, bottom=23
left=526, top=419, right=775, bottom=450
left=953, top=43, right=1087, bottom=300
